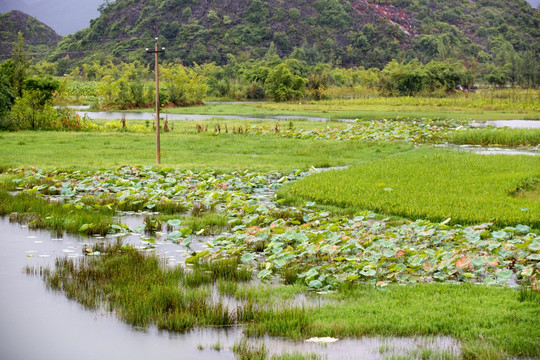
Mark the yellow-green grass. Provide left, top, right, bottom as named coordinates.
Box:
left=0, top=130, right=411, bottom=172
left=280, top=147, right=540, bottom=228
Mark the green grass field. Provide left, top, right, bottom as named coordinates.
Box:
left=281, top=147, right=540, bottom=228
left=450, top=128, right=540, bottom=147
left=0, top=126, right=411, bottom=172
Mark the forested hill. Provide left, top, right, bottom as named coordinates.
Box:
left=0, top=10, right=62, bottom=60
left=52, top=0, right=539, bottom=68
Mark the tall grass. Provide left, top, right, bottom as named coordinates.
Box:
left=43, top=243, right=254, bottom=331
left=450, top=128, right=540, bottom=147
left=281, top=147, right=540, bottom=228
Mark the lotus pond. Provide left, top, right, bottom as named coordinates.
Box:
left=0, top=163, right=539, bottom=359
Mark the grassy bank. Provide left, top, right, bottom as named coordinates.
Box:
left=280, top=147, right=540, bottom=228
left=35, top=242, right=540, bottom=359
left=0, top=176, right=114, bottom=235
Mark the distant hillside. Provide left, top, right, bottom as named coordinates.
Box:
left=0, top=10, right=62, bottom=60
left=0, top=0, right=106, bottom=35
left=52, top=0, right=539, bottom=68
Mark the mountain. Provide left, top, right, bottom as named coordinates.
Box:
left=1, top=0, right=538, bottom=36
left=0, top=0, right=106, bottom=35
left=0, top=10, right=62, bottom=60
left=51, top=0, right=539, bottom=68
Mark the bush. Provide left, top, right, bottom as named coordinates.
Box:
left=265, top=63, right=305, bottom=102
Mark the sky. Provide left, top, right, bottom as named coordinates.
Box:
left=1, top=0, right=539, bottom=36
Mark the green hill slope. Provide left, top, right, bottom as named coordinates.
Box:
left=0, top=10, right=62, bottom=60
left=51, top=0, right=539, bottom=67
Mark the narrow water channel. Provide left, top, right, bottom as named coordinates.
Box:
left=77, top=111, right=339, bottom=123
left=470, top=120, right=540, bottom=129
left=0, top=217, right=461, bottom=359
left=76, top=109, right=540, bottom=128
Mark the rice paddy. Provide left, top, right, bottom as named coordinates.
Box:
left=281, top=147, right=540, bottom=228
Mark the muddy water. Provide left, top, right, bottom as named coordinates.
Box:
left=0, top=217, right=461, bottom=360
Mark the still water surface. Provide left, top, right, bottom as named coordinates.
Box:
left=76, top=109, right=540, bottom=129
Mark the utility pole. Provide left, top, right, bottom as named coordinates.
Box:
left=146, top=38, right=165, bottom=164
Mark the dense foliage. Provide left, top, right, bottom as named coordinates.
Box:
left=49, top=0, right=539, bottom=71
left=56, top=56, right=534, bottom=105
left=0, top=33, right=88, bottom=130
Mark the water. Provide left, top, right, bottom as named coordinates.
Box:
left=437, top=144, right=540, bottom=156
left=77, top=111, right=355, bottom=123
left=0, top=217, right=462, bottom=359
left=76, top=109, right=540, bottom=128
left=470, top=120, right=540, bottom=129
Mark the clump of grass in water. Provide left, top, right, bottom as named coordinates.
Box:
left=233, top=339, right=268, bottom=360
left=184, top=257, right=252, bottom=287
left=143, top=216, right=162, bottom=233
left=1, top=191, right=113, bottom=235
left=41, top=243, right=257, bottom=332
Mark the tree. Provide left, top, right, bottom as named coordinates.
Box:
left=265, top=63, right=305, bottom=102
left=11, top=32, right=30, bottom=98
left=485, top=65, right=508, bottom=87
left=244, top=0, right=269, bottom=24
left=11, top=76, right=60, bottom=129
left=0, top=70, right=15, bottom=122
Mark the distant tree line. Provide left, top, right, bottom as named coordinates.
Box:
left=0, top=32, right=539, bottom=130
